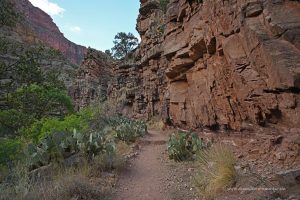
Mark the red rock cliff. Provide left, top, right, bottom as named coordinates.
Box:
left=70, top=48, right=115, bottom=110
left=14, top=0, right=87, bottom=65
left=110, top=0, right=300, bottom=131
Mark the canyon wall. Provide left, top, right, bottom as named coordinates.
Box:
left=70, top=48, right=115, bottom=110
left=111, top=0, right=300, bottom=130
left=14, top=0, right=87, bottom=65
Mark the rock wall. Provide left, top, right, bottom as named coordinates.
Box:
left=70, top=48, right=114, bottom=110
left=14, top=0, right=87, bottom=65
left=111, top=0, right=300, bottom=130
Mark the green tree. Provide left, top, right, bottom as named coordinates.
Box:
left=43, top=70, right=66, bottom=90
left=0, top=0, right=19, bottom=27
left=0, top=138, right=22, bottom=168
left=111, top=32, right=139, bottom=59
left=9, top=84, right=73, bottom=119
left=0, top=109, right=34, bottom=136
left=14, top=53, right=44, bottom=86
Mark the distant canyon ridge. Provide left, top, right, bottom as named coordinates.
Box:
left=15, top=0, right=87, bottom=65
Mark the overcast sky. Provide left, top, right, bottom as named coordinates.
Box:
left=29, top=0, right=140, bottom=51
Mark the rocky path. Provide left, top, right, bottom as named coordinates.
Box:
left=107, top=130, right=199, bottom=200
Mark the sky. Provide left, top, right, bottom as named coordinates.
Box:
left=28, top=0, right=140, bottom=51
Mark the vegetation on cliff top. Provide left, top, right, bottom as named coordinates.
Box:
left=110, top=32, right=139, bottom=59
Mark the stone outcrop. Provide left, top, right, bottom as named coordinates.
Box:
left=14, top=0, right=87, bottom=65
left=70, top=48, right=114, bottom=110
left=111, top=0, right=300, bottom=130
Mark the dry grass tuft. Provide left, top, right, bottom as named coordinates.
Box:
left=116, top=141, right=131, bottom=156
left=194, top=143, right=237, bottom=199
left=24, top=158, right=116, bottom=200
left=147, top=117, right=165, bottom=131
left=0, top=163, right=32, bottom=200
left=91, top=142, right=130, bottom=173
left=91, top=153, right=125, bottom=173
left=0, top=155, right=119, bottom=200
left=25, top=175, right=107, bottom=200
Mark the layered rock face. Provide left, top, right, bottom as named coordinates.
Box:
left=14, top=0, right=87, bottom=65
left=112, top=0, right=300, bottom=130
left=70, top=49, right=114, bottom=110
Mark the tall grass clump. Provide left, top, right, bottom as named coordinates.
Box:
left=147, top=116, right=165, bottom=131
left=194, top=143, right=237, bottom=199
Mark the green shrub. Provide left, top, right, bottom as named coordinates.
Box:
left=113, top=118, right=147, bottom=143
left=0, top=163, right=31, bottom=200
left=20, top=110, right=92, bottom=143
left=74, top=130, right=116, bottom=160
left=25, top=131, right=79, bottom=169
left=167, top=131, right=210, bottom=161
left=9, top=84, right=73, bottom=119
left=0, top=109, right=34, bottom=136
left=21, top=117, right=73, bottom=143
left=0, top=138, right=22, bottom=168
left=24, top=129, right=116, bottom=169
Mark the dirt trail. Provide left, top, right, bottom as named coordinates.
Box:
left=107, top=130, right=199, bottom=200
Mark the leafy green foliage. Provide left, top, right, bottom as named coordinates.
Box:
left=9, top=46, right=65, bottom=89
left=0, top=109, right=34, bottom=136
left=13, top=54, right=44, bottom=86
left=0, top=41, right=66, bottom=98
left=21, top=108, right=93, bottom=143
left=113, top=117, right=147, bottom=143
left=9, top=84, right=73, bottom=119
left=74, top=130, right=116, bottom=160
left=25, top=131, right=74, bottom=169
left=167, top=131, right=211, bottom=161
left=0, top=41, right=72, bottom=136
left=0, top=0, right=19, bottom=27
left=25, top=130, right=116, bottom=169
left=0, top=138, right=22, bottom=168
left=22, top=114, right=147, bottom=169
left=111, top=32, right=139, bottom=59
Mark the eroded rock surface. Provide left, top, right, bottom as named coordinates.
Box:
left=111, top=0, right=300, bottom=131
left=14, top=0, right=87, bottom=65
left=70, top=48, right=114, bottom=110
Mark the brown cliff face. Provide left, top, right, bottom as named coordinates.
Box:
left=14, top=0, right=87, bottom=65
left=70, top=48, right=114, bottom=110
left=111, top=0, right=300, bottom=131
